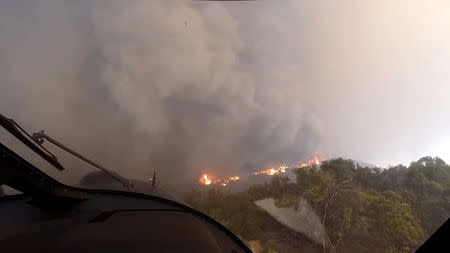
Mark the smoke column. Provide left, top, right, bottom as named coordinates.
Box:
left=2, top=0, right=450, bottom=188
left=0, top=1, right=321, bottom=188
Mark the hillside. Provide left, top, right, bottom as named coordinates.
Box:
left=185, top=156, right=450, bottom=253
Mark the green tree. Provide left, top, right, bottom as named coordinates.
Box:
left=363, top=191, right=425, bottom=252
left=296, top=166, right=359, bottom=252
left=354, top=166, right=380, bottom=189
left=415, top=195, right=450, bottom=236
left=186, top=190, right=266, bottom=240
left=186, top=156, right=449, bottom=252
left=321, top=158, right=356, bottom=182
left=406, top=156, right=450, bottom=194
left=248, top=182, right=271, bottom=200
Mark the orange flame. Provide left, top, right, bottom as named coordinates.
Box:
left=299, top=156, right=320, bottom=168
left=198, top=156, right=321, bottom=186
left=199, top=173, right=212, bottom=185
left=199, top=173, right=240, bottom=186
left=253, top=166, right=287, bottom=176
left=228, top=176, right=240, bottom=181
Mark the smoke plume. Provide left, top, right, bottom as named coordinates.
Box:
left=0, top=1, right=320, bottom=188
left=2, top=0, right=450, bottom=188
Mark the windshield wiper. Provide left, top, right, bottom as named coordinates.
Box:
left=0, top=114, right=65, bottom=171
left=31, top=130, right=131, bottom=188
left=0, top=114, right=132, bottom=189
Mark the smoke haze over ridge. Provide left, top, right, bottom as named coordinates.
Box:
left=1, top=0, right=450, bottom=186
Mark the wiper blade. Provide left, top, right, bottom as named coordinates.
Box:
left=31, top=130, right=132, bottom=188
left=0, top=114, right=65, bottom=171
left=0, top=113, right=132, bottom=189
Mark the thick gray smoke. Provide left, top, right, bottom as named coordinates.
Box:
left=0, top=1, right=321, bottom=187
left=2, top=1, right=450, bottom=188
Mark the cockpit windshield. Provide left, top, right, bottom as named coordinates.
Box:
left=1, top=1, right=449, bottom=252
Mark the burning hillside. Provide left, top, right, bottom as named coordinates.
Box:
left=253, top=166, right=288, bottom=176
left=198, top=173, right=241, bottom=187
left=198, top=156, right=321, bottom=186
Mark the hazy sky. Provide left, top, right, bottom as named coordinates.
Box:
left=232, top=1, right=450, bottom=166
left=0, top=1, right=449, bottom=184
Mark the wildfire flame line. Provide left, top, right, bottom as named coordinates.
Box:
left=198, top=174, right=241, bottom=187
left=199, top=156, right=320, bottom=186
left=298, top=156, right=320, bottom=168
left=252, top=166, right=287, bottom=176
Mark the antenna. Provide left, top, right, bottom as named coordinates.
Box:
left=148, top=171, right=157, bottom=187
left=152, top=172, right=157, bottom=187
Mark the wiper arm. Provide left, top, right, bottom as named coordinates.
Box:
left=31, top=130, right=132, bottom=188
left=0, top=114, right=65, bottom=171
left=0, top=113, right=132, bottom=189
